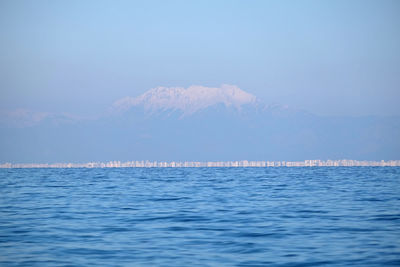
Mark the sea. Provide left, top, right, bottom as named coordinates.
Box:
left=0, top=167, right=399, bottom=266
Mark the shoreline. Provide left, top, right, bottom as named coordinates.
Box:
left=1, top=159, right=400, bottom=168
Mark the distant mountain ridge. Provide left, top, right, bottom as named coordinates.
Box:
left=112, top=84, right=259, bottom=116
left=1, top=85, right=399, bottom=162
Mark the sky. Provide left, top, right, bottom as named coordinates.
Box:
left=0, top=0, right=400, bottom=117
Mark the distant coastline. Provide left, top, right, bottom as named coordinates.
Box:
left=1, top=159, right=399, bottom=168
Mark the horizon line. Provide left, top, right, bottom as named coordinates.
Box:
left=1, top=159, right=400, bottom=168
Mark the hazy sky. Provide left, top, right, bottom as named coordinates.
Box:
left=1, top=0, right=399, bottom=116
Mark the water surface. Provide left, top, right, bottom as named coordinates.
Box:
left=1, top=167, right=399, bottom=266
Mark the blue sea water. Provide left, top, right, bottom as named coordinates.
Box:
left=0, top=167, right=399, bottom=266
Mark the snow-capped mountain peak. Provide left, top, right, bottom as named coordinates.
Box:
left=112, top=85, right=257, bottom=115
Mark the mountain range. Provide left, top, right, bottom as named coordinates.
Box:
left=1, top=85, right=399, bottom=163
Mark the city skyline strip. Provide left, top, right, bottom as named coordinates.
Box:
left=1, top=159, right=400, bottom=168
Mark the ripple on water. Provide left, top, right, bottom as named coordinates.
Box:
left=0, top=167, right=399, bottom=266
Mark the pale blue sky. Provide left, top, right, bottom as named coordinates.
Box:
left=1, top=0, right=399, bottom=116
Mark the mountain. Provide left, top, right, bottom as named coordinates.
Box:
left=1, top=85, right=399, bottom=163
left=111, top=84, right=258, bottom=116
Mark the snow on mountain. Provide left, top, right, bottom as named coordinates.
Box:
left=0, top=109, right=50, bottom=128
left=112, top=85, right=257, bottom=115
